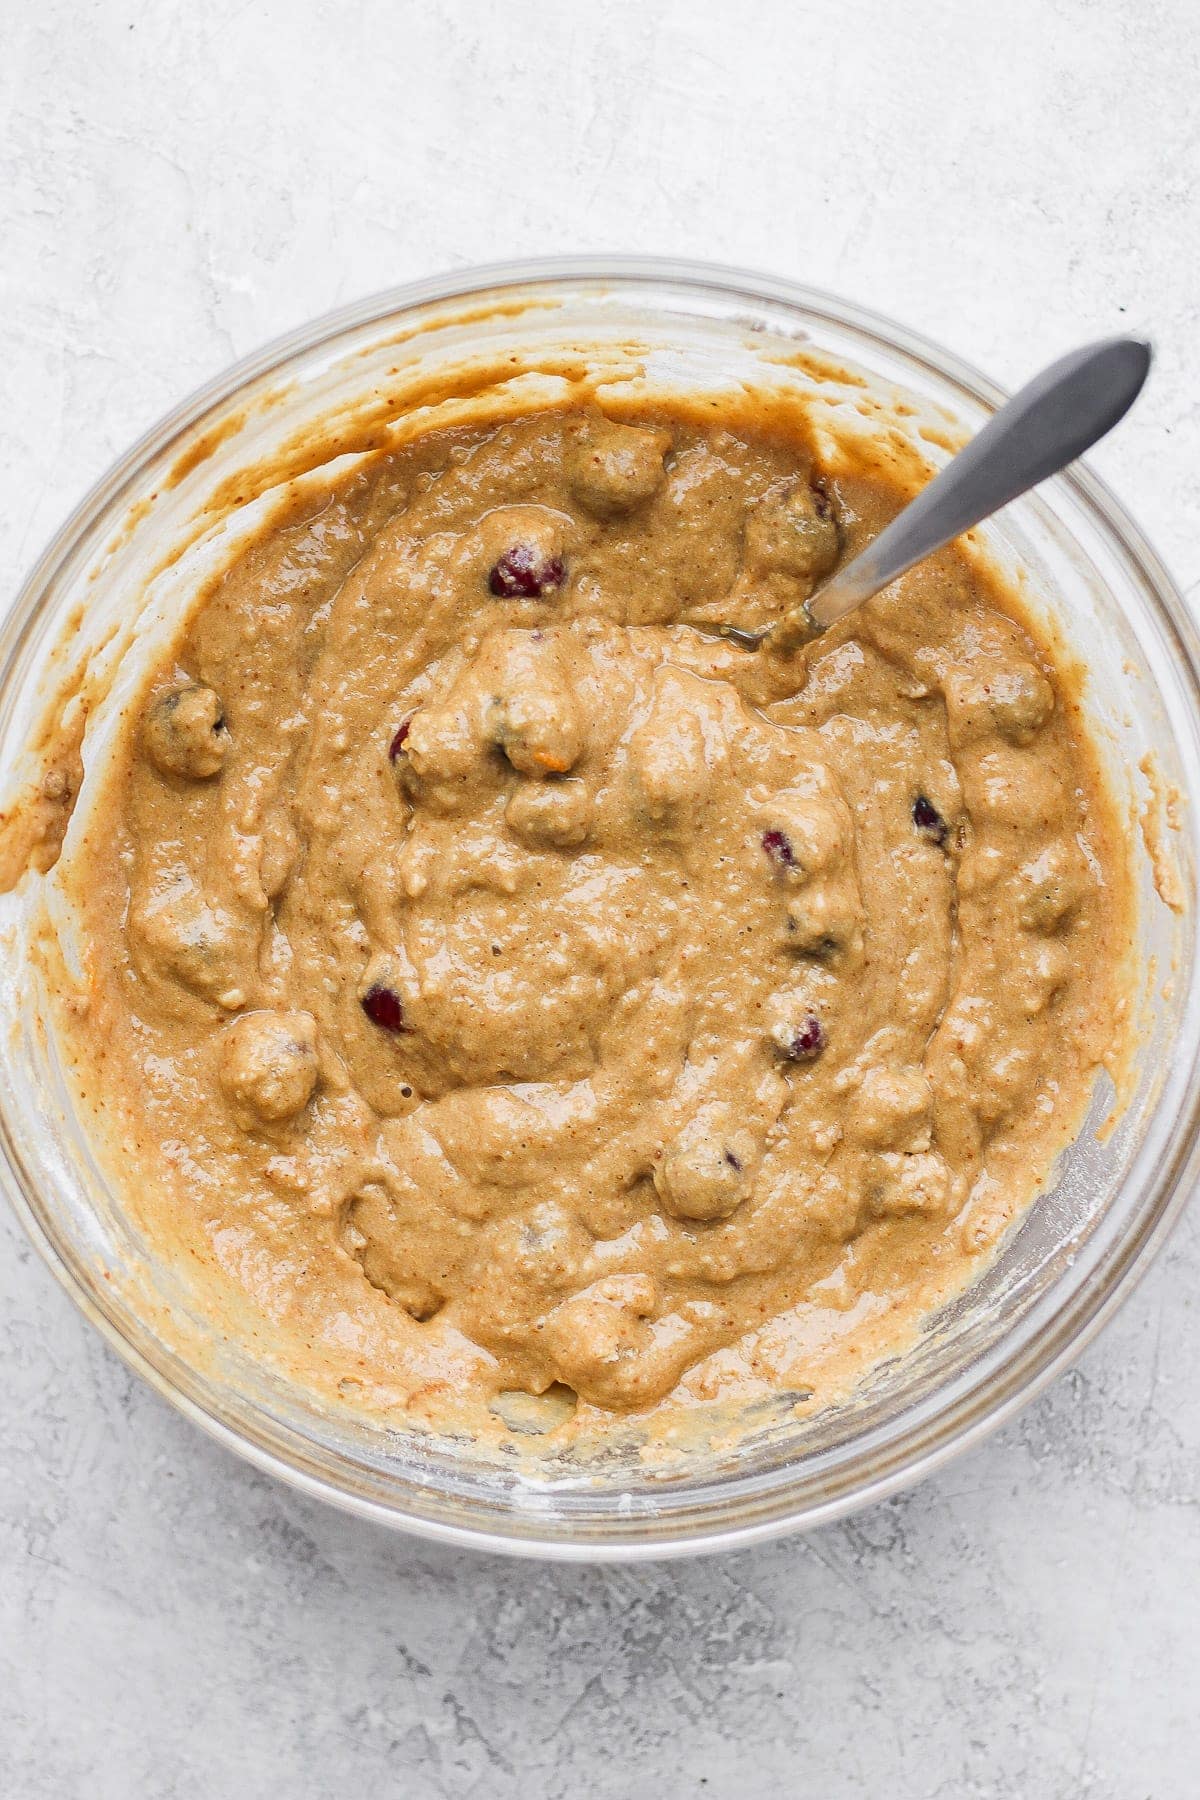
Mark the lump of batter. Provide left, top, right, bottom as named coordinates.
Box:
left=744, top=476, right=841, bottom=583
left=218, top=1010, right=320, bottom=1123
left=566, top=417, right=671, bottom=517
left=129, top=870, right=253, bottom=1011
left=653, top=1104, right=761, bottom=1222
left=142, top=682, right=228, bottom=779
left=57, top=400, right=1130, bottom=1439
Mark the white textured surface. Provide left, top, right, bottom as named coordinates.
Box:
left=3, top=3, right=1200, bottom=1794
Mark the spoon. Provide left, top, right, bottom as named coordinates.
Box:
left=725, top=335, right=1153, bottom=655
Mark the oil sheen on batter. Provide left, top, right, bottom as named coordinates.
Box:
left=57, top=403, right=1132, bottom=1440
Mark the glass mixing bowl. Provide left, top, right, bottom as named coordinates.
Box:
left=1, top=259, right=1197, bottom=1560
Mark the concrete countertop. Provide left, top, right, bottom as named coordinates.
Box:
left=3, top=2, right=1198, bottom=1794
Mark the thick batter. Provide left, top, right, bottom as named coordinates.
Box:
left=54, top=403, right=1132, bottom=1440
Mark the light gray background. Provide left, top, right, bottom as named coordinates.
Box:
left=3, top=3, right=1199, bottom=1795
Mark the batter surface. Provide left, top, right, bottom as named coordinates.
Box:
left=55, top=403, right=1131, bottom=1441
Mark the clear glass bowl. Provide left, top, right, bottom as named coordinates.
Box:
left=2, top=258, right=1197, bottom=1560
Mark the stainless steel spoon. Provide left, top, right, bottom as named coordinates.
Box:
left=726, top=335, right=1153, bottom=654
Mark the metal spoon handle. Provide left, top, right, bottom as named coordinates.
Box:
left=796, top=335, right=1152, bottom=638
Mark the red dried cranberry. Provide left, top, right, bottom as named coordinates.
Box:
left=784, top=1015, right=826, bottom=1061
left=762, top=828, right=799, bottom=870
left=361, top=985, right=407, bottom=1032
left=912, top=795, right=948, bottom=845
left=388, top=717, right=412, bottom=761
left=488, top=544, right=565, bottom=599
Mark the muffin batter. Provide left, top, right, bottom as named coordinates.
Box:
left=53, top=403, right=1131, bottom=1438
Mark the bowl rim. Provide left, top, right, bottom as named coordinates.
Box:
left=4, top=254, right=1199, bottom=1561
